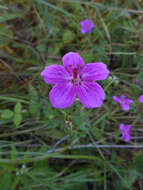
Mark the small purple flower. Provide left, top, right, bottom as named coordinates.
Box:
left=133, top=79, right=142, bottom=85
left=120, top=123, right=131, bottom=142
left=80, top=19, right=94, bottom=34
left=113, top=95, right=133, bottom=111
left=41, top=52, right=109, bottom=109
left=139, top=95, right=143, bottom=103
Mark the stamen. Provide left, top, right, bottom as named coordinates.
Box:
left=73, top=69, right=78, bottom=79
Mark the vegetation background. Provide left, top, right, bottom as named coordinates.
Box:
left=0, top=0, right=143, bottom=189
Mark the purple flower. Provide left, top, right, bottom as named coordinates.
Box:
left=120, top=123, right=131, bottom=142
left=139, top=95, right=143, bottom=103
left=80, top=19, right=94, bottom=34
left=113, top=95, right=133, bottom=111
left=41, top=52, right=109, bottom=109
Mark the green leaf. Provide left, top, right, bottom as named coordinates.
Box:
left=35, top=0, right=73, bottom=18
left=0, top=96, right=29, bottom=104
left=0, top=13, right=23, bottom=23
left=13, top=113, right=22, bottom=126
left=14, top=102, right=22, bottom=114
left=63, top=30, right=76, bottom=44
left=36, top=44, right=46, bottom=52
left=28, top=85, right=40, bottom=117
left=0, top=171, right=12, bottom=190
left=133, top=150, right=143, bottom=172
left=0, top=36, right=11, bottom=48
left=1, top=109, right=13, bottom=119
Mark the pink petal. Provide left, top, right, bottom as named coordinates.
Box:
left=126, top=125, right=131, bottom=130
left=80, top=19, right=94, bottom=30
left=120, top=123, right=125, bottom=131
left=81, top=28, right=86, bottom=34
left=62, top=52, right=84, bottom=73
left=122, top=133, right=131, bottom=142
left=121, top=103, right=130, bottom=111
left=80, top=20, right=85, bottom=27
left=120, top=124, right=131, bottom=142
left=49, top=82, right=76, bottom=108
left=139, top=95, right=143, bottom=103
left=113, top=96, right=121, bottom=103
left=40, top=65, right=70, bottom=84
left=126, top=99, right=133, bottom=104
left=77, top=82, right=105, bottom=108
left=82, top=63, right=109, bottom=81
left=120, top=95, right=126, bottom=100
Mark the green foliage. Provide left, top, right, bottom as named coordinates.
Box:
left=1, top=102, right=23, bottom=126
left=1, top=109, right=13, bottom=119
left=28, top=85, right=40, bottom=117
left=13, top=113, right=22, bottom=127
left=133, top=150, right=143, bottom=173
left=63, top=30, right=76, bottom=44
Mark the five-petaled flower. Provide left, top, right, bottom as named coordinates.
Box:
left=120, top=123, right=131, bottom=142
left=139, top=95, right=143, bottom=103
left=113, top=95, right=133, bottom=111
left=41, top=52, right=109, bottom=109
left=80, top=19, right=94, bottom=34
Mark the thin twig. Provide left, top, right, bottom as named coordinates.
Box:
left=47, top=144, right=143, bottom=153
left=53, top=135, right=70, bottom=149
left=57, top=0, right=143, bottom=14
left=2, top=143, right=143, bottom=152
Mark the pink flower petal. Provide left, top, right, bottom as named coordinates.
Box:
left=49, top=82, right=76, bottom=108
left=126, top=99, right=134, bottom=104
left=113, top=96, right=121, bottom=103
left=40, top=65, right=70, bottom=84
left=77, top=82, right=105, bottom=108
left=126, top=125, right=131, bottom=130
left=121, top=103, right=130, bottom=111
left=82, top=63, right=109, bottom=81
left=123, top=133, right=130, bottom=142
left=80, top=20, right=86, bottom=27
left=139, top=95, right=143, bottom=103
left=113, top=95, right=133, bottom=111
left=120, top=124, right=131, bottom=142
left=120, top=95, right=126, bottom=100
left=62, top=52, right=84, bottom=73
left=120, top=123, right=125, bottom=131
left=81, top=28, right=86, bottom=34
left=80, top=19, right=94, bottom=34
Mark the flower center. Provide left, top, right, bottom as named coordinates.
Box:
left=120, top=98, right=126, bottom=105
left=73, top=68, right=78, bottom=79
left=72, top=68, right=82, bottom=85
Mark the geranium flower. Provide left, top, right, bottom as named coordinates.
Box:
left=41, top=52, right=109, bottom=108
left=139, top=95, right=143, bottom=103
left=120, top=123, right=131, bottom=142
left=80, top=19, right=94, bottom=34
left=113, top=95, right=133, bottom=111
